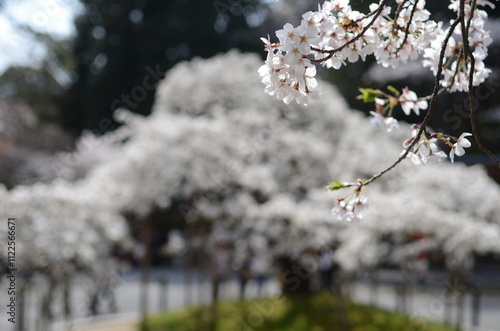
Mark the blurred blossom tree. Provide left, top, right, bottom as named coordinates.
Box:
left=71, top=51, right=500, bottom=288
left=0, top=181, right=127, bottom=328
left=0, top=99, right=74, bottom=188
left=1, top=51, right=500, bottom=328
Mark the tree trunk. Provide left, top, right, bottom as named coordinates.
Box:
left=279, top=258, right=313, bottom=296
left=140, top=222, right=152, bottom=331
left=401, top=266, right=412, bottom=314
left=454, top=270, right=467, bottom=331
left=369, top=268, right=379, bottom=306
left=158, top=274, right=168, bottom=311
left=40, top=276, right=56, bottom=331
left=443, top=270, right=454, bottom=326
left=337, top=271, right=351, bottom=331
left=17, top=274, right=28, bottom=331
left=62, top=275, right=72, bottom=330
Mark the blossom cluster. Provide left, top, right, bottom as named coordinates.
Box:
left=400, top=124, right=472, bottom=165
left=258, top=31, right=321, bottom=105
left=403, top=125, right=446, bottom=165
left=367, top=86, right=428, bottom=133
left=331, top=194, right=368, bottom=222
left=259, top=0, right=494, bottom=105
left=423, top=0, right=494, bottom=92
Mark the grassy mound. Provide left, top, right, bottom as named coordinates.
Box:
left=144, top=292, right=456, bottom=331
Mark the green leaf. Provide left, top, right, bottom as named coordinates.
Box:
left=327, top=179, right=347, bottom=191
left=387, top=85, right=399, bottom=96
left=357, top=88, right=382, bottom=103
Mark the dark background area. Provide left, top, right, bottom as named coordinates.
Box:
left=60, top=0, right=270, bottom=133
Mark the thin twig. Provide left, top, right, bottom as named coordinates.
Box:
left=461, top=0, right=500, bottom=168
left=392, top=0, right=409, bottom=36
left=355, top=2, right=384, bottom=23
left=395, top=1, right=418, bottom=54
left=311, top=0, right=390, bottom=63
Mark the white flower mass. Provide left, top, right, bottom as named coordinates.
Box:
left=1, top=50, right=499, bottom=276
left=260, top=0, right=493, bottom=105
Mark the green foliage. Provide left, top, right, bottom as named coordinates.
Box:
left=327, top=179, right=348, bottom=191
left=0, top=28, right=74, bottom=124
left=386, top=85, right=399, bottom=96
left=357, top=88, right=383, bottom=104
left=144, top=292, right=456, bottom=331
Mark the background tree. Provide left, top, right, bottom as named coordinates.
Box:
left=1, top=49, right=499, bottom=331
left=59, top=0, right=269, bottom=134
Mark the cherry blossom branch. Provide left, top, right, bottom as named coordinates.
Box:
left=311, top=0, right=390, bottom=63
left=465, top=0, right=477, bottom=32
left=355, top=3, right=383, bottom=23
left=392, top=0, right=410, bottom=35
left=260, top=0, right=498, bottom=217
left=395, top=1, right=418, bottom=54
left=357, top=18, right=463, bottom=188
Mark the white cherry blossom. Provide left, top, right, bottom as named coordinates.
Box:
left=370, top=111, right=399, bottom=133
left=400, top=88, right=428, bottom=116
left=449, top=132, right=473, bottom=162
